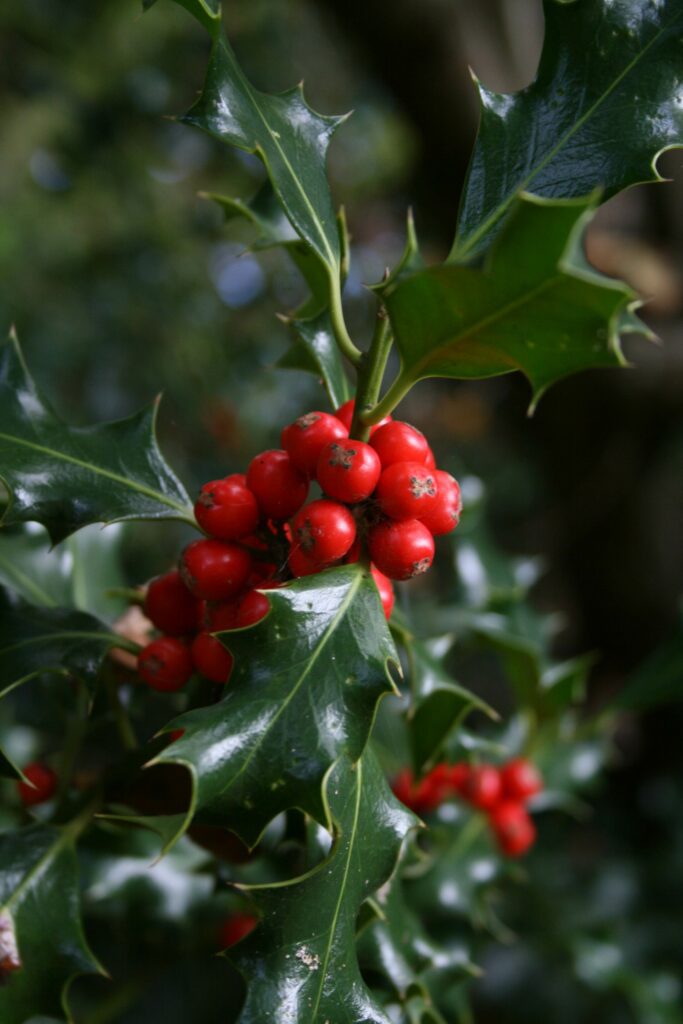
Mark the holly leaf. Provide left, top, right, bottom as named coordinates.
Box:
left=452, top=0, right=683, bottom=260
left=278, top=312, right=351, bottom=409
left=0, top=822, right=102, bottom=1024
left=0, top=331, right=192, bottom=543
left=384, top=194, right=645, bottom=411
left=0, top=586, right=118, bottom=701
left=153, top=565, right=400, bottom=847
left=232, top=751, right=418, bottom=1024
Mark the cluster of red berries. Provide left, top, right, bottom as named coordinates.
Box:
left=393, top=758, right=542, bottom=858
left=134, top=399, right=461, bottom=693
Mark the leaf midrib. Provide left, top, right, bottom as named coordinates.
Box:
left=0, top=430, right=191, bottom=516
left=455, top=10, right=675, bottom=258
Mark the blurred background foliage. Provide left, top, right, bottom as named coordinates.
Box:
left=1, top=0, right=682, bottom=1021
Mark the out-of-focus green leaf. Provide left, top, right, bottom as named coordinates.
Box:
left=0, top=331, right=193, bottom=543
left=452, top=0, right=683, bottom=259
left=613, top=616, right=683, bottom=710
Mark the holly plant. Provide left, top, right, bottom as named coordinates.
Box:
left=1, top=1, right=682, bottom=1022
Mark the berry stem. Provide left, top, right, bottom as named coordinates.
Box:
left=328, top=272, right=362, bottom=367
left=349, top=309, right=393, bottom=442
left=361, top=370, right=411, bottom=427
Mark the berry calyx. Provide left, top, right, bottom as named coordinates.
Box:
left=459, top=765, right=502, bottom=810
left=500, top=758, right=543, bottom=802
left=191, top=632, right=234, bottom=684
left=370, top=421, right=432, bottom=468
left=420, top=470, right=462, bottom=536
left=281, top=411, right=348, bottom=476
left=138, top=637, right=193, bottom=692
left=489, top=800, right=536, bottom=857
left=334, top=399, right=392, bottom=435
left=246, top=450, right=309, bottom=520
left=218, top=913, right=257, bottom=948
left=316, top=440, right=381, bottom=503
left=375, top=461, right=439, bottom=521
left=144, top=571, right=199, bottom=636
left=370, top=565, right=395, bottom=620
left=194, top=476, right=259, bottom=540
left=180, top=539, right=252, bottom=602
left=368, top=519, right=435, bottom=580
left=17, top=762, right=57, bottom=806
left=291, top=499, right=357, bottom=567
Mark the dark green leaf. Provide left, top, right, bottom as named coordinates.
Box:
left=0, top=822, right=101, bottom=1024
left=154, top=565, right=400, bottom=847
left=384, top=195, right=644, bottom=410
left=371, top=209, right=424, bottom=293
left=452, top=0, right=683, bottom=259
left=612, top=616, right=683, bottom=710
left=0, top=331, right=193, bottom=543
left=278, top=312, right=351, bottom=409
left=233, top=751, right=418, bottom=1024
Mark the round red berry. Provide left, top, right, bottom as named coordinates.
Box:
left=489, top=800, right=536, bottom=857
left=375, top=461, right=439, bottom=521
left=292, top=499, right=356, bottom=567
left=218, top=913, right=257, bottom=949
left=391, top=769, right=416, bottom=809
left=144, top=571, right=199, bottom=636
left=370, top=565, right=395, bottom=620
left=194, top=476, right=260, bottom=540
left=200, top=599, right=240, bottom=631
left=246, top=450, right=309, bottom=520
left=281, top=412, right=348, bottom=476
left=138, top=637, right=193, bottom=692
left=17, top=762, right=57, bottom=806
left=234, top=589, right=270, bottom=628
left=447, top=762, right=470, bottom=795
left=420, top=471, right=462, bottom=536
left=288, top=546, right=321, bottom=578
left=367, top=519, right=435, bottom=581
left=191, top=631, right=234, bottom=684
left=500, top=759, right=543, bottom=802
left=459, top=765, right=502, bottom=810
left=316, top=440, right=381, bottom=503
left=334, top=399, right=392, bottom=436
left=180, top=539, right=252, bottom=602
left=370, top=421, right=431, bottom=468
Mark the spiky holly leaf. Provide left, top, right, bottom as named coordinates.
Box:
left=382, top=194, right=644, bottom=412
left=153, top=565, right=399, bottom=848
left=0, top=822, right=102, bottom=1024
left=452, top=0, right=683, bottom=260
left=232, top=751, right=418, bottom=1024
left=0, top=331, right=192, bottom=543
left=0, top=586, right=120, bottom=701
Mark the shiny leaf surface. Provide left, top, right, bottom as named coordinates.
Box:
left=0, top=331, right=192, bottom=543
left=452, top=0, right=683, bottom=259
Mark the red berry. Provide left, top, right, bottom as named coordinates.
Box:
left=144, top=571, right=198, bottom=636
left=391, top=769, right=415, bottom=808
left=344, top=537, right=362, bottom=564
left=219, top=913, right=257, bottom=949
left=138, top=637, right=193, bottom=692
left=17, top=762, right=57, bottom=806
left=370, top=565, right=395, bottom=620
left=180, top=539, right=252, bottom=602
left=234, top=589, right=270, bottom=628
left=281, top=412, right=348, bottom=476
left=376, top=462, right=439, bottom=521
left=447, top=762, right=470, bottom=795
left=246, top=450, right=309, bottom=520
left=420, top=471, right=462, bottom=536
left=316, top=440, right=381, bottom=503
left=368, top=519, right=435, bottom=581
left=194, top=476, right=259, bottom=540
left=500, top=759, right=543, bottom=802
left=370, top=421, right=431, bottom=468
left=334, top=399, right=392, bottom=435
left=292, top=499, right=356, bottom=567
left=424, top=447, right=436, bottom=470
left=489, top=800, right=536, bottom=857
left=199, top=599, right=240, bottom=631
left=288, top=546, right=321, bottom=578
left=191, top=632, right=234, bottom=684
left=459, top=765, right=502, bottom=810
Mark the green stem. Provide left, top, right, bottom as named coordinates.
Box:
left=107, top=677, right=138, bottom=750
left=349, top=311, right=393, bottom=442
left=362, top=370, right=411, bottom=426
left=106, top=587, right=145, bottom=605
left=328, top=273, right=362, bottom=367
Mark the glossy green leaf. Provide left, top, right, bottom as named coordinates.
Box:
left=0, top=331, right=193, bottom=543
left=278, top=312, right=351, bottom=409
left=153, top=565, right=399, bottom=847
left=232, top=752, right=418, bottom=1024
left=384, top=194, right=643, bottom=411
left=0, top=586, right=119, bottom=701
left=0, top=822, right=101, bottom=1024
left=452, top=0, right=683, bottom=260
